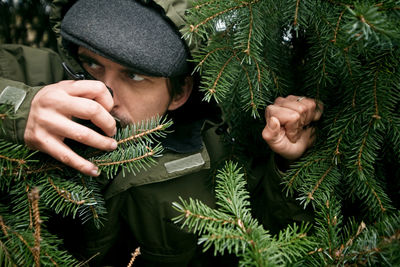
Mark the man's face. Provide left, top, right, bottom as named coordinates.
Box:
left=77, top=47, right=185, bottom=126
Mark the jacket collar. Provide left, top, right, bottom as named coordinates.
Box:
left=162, top=118, right=204, bottom=154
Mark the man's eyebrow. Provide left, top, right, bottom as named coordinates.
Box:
left=77, top=53, right=101, bottom=65
left=122, top=67, right=138, bottom=74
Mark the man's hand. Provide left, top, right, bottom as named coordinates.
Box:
left=262, top=95, right=323, bottom=160
left=24, top=80, right=117, bottom=176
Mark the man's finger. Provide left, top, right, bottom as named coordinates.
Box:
left=313, top=100, right=324, bottom=121
left=36, top=136, right=100, bottom=177
left=266, top=105, right=303, bottom=143
left=62, top=80, right=114, bottom=112
left=58, top=95, right=116, bottom=137
left=41, top=114, right=117, bottom=151
left=262, top=116, right=284, bottom=144
left=305, top=126, right=317, bottom=148
left=274, top=96, right=309, bottom=125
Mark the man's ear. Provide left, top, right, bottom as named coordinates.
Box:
left=167, top=76, right=193, bottom=111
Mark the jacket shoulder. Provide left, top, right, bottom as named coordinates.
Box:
left=0, top=44, right=64, bottom=86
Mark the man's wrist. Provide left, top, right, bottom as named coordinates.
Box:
left=274, top=153, right=295, bottom=173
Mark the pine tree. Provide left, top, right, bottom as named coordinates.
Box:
left=1, top=0, right=399, bottom=266
left=172, top=0, right=400, bottom=266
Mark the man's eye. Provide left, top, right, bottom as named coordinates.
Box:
left=87, top=62, right=101, bottom=69
left=128, top=73, right=145, bottom=81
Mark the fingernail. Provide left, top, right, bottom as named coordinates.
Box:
left=91, top=167, right=100, bottom=176
left=110, top=140, right=118, bottom=150
left=268, top=117, right=278, bottom=130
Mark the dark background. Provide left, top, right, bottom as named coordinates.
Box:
left=0, top=0, right=57, bottom=49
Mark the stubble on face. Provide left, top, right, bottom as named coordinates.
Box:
left=110, top=109, right=131, bottom=128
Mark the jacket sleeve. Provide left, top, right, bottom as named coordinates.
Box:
left=0, top=44, right=65, bottom=143
left=247, top=153, right=314, bottom=233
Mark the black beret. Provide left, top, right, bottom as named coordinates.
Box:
left=60, top=0, right=189, bottom=77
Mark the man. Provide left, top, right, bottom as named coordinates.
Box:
left=0, top=0, right=322, bottom=265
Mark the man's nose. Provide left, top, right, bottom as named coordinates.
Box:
left=102, top=72, right=117, bottom=99
left=106, top=86, right=114, bottom=97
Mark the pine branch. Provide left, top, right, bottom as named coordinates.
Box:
left=173, top=161, right=314, bottom=265
left=0, top=139, right=38, bottom=184
left=91, top=116, right=171, bottom=178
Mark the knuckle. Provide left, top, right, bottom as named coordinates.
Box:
left=37, top=92, right=61, bottom=108
left=266, top=105, right=274, bottom=113
left=74, top=130, right=91, bottom=142
left=106, top=120, right=116, bottom=133
left=86, top=102, right=102, bottom=116
left=58, top=80, right=71, bottom=86
left=289, top=112, right=301, bottom=122
left=274, top=97, right=284, bottom=104
left=24, top=130, right=43, bottom=147
left=35, top=115, right=52, bottom=127
left=291, top=112, right=301, bottom=121
left=92, top=81, right=107, bottom=93
left=60, top=154, right=73, bottom=166
left=24, top=133, right=37, bottom=147
left=309, top=100, right=317, bottom=110
left=297, top=105, right=307, bottom=115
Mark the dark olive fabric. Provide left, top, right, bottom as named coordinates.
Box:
left=78, top=169, right=215, bottom=266
left=0, top=44, right=65, bottom=143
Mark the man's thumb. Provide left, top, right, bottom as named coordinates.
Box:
left=262, top=116, right=282, bottom=144
left=268, top=116, right=280, bottom=131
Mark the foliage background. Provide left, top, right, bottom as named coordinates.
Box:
left=1, top=0, right=400, bottom=266
left=0, top=0, right=57, bottom=49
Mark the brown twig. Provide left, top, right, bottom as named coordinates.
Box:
left=0, top=154, right=26, bottom=165
left=184, top=209, right=236, bottom=225
left=80, top=177, right=99, bottom=220
left=294, top=0, right=301, bottom=26
left=26, top=184, right=34, bottom=229
left=209, top=54, right=236, bottom=95
left=372, top=71, right=381, bottom=119
left=250, top=55, right=261, bottom=84
left=48, top=177, right=86, bottom=205
left=190, top=0, right=260, bottom=32
left=94, top=149, right=155, bottom=167
left=198, top=47, right=232, bottom=66
left=0, top=216, right=9, bottom=237
left=117, top=124, right=168, bottom=145
left=194, top=0, right=216, bottom=10
left=28, top=187, right=41, bottom=267
left=308, top=165, right=334, bottom=200
left=365, top=180, right=386, bottom=213
left=346, top=221, right=366, bottom=247
left=0, top=240, right=15, bottom=266
left=127, top=247, right=141, bottom=267
left=287, top=158, right=326, bottom=188
left=356, top=119, right=373, bottom=171
left=233, top=54, right=256, bottom=110
left=332, top=9, right=346, bottom=43
left=77, top=252, right=100, bottom=267
left=244, top=4, right=254, bottom=55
